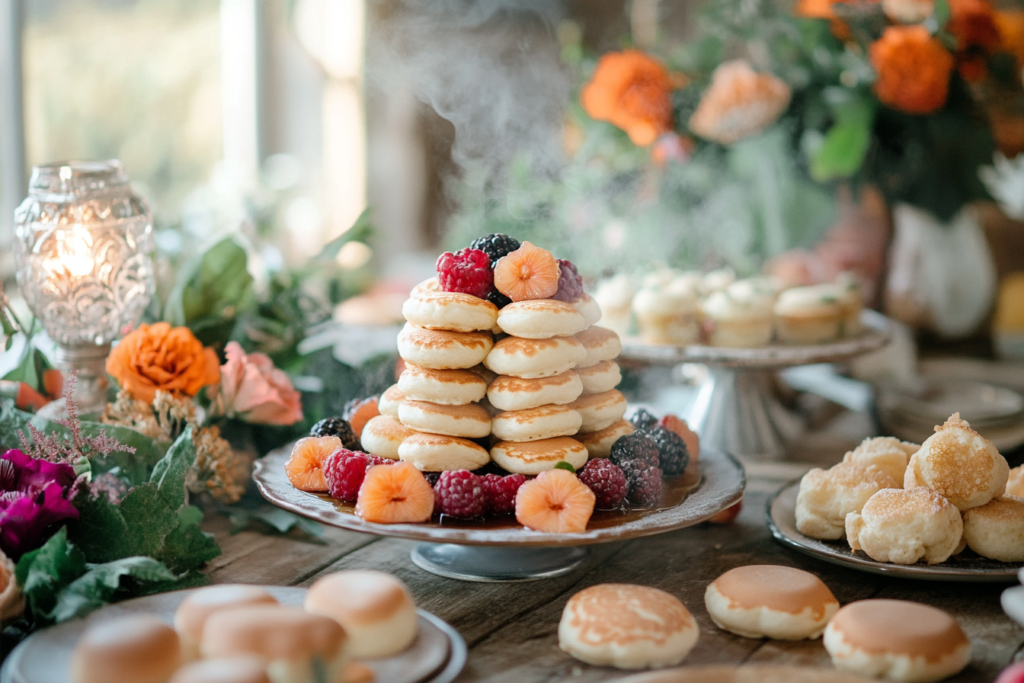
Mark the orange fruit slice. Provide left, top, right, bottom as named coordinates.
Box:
left=355, top=461, right=435, bottom=523
left=493, top=241, right=560, bottom=302
left=284, top=436, right=342, bottom=491
left=346, top=397, right=380, bottom=438
left=515, top=469, right=595, bottom=533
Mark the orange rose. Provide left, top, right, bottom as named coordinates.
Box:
left=580, top=50, right=674, bottom=147
left=106, top=322, right=220, bottom=404
left=870, top=26, right=954, bottom=114
left=948, top=0, right=1000, bottom=50
left=688, top=60, right=791, bottom=145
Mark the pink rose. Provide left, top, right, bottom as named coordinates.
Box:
left=216, top=342, right=302, bottom=426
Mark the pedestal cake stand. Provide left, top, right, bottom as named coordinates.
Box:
left=619, top=310, right=891, bottom=460
left=254, top=446, right=744, bottom=582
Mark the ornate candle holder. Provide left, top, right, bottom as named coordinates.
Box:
left=13, top=160, right=155, bottom=414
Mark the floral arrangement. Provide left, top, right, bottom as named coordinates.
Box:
left=446, top=0, right=1023, bottom=276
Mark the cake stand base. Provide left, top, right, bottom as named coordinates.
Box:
left=687, top=367, right=803, bottom=461
left=410, top=544, right=588, bottom=582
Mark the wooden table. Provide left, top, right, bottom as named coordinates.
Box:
left=203, top=409, right=1024, bottom=682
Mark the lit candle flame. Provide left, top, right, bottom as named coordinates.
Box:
left=43, top=226, right=95, bottom=279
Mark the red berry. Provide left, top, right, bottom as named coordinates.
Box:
left=552, top=259, right=583, bottom=303
left=436, top=248, right=493, bottom=299
left=365, top=454, right=395, bottom=468
left=481, top=473, right=526, bottom=516
left=323, top=449, right=370, bottom=503
left=434, top=470, right=486, bottom=518
left=577, top=459, right=627, bottom=509
left=620, top=460, right=663, bottom=508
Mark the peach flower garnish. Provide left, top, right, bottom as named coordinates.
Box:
left=688, top=60, right=791, bottom=145
left=106, top=322, right=220, bottom=404
left=213, top=341, right=302, bottom=426
left=581, top=50, right=675, bottom=147
left=870, top=26, right=954, bottom=115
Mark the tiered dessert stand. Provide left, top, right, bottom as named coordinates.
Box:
left=619, top=311, right=891, bottom=460
left=254, top=445, right=744, bottom=582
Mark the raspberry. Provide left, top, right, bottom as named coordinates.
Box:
left=487, top=288, right=513, bottom=309
left=434, top=470, right=486, bottom=518
left=436, top=248, right=493, bottom=299
left=578, top=459, right=627, bottom=509
left=647, top=426, right=689, bottom=476
left=310, top=417, right=360, bottom=450
left=323, top=449, right=370, bottom=502
left=630, top=408, right=658, bottom=432
left=620, top=460, right=663, bottom=508
left=470, top=233, right=521, bottom=267
left=552, top=259, right=583, bottom=303
left=365, top=454, right=395, bottom=468
left=609, top=432, right=660, bottom=468
left=481, top=473, right=526, bottom=516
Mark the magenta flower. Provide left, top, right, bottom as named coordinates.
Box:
left=0, top=449, right=79, bottom=560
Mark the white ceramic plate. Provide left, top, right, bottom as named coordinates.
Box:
left=0, top=587, right=467, bottom=683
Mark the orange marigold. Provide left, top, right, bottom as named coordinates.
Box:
left=870, top=26, right=955, bottom=115
left=948, top=0, right=1000, bottom=50
left=580, top=50, right=674, bottom=147
left=688, top=60, right=791, bottom=145
left=106, top=322, right=221, bottom=404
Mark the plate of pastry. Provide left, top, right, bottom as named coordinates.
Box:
left=0, top=573, right=466, bottom=683
left=767, top=416, right=1024, bottom=582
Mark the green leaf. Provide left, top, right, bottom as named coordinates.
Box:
left=926, top=0, right=951, bottom=34
left=50, top=556, right=176, bottom=623
left=230, top=506, right=324, bottom=537
left=315, top=208, right=374, bottom=263
left=15, top=528, right=88, bottom=621
left=2, top=346, right=50, bottom=392
left=811, top=98, right=876, bottom=182
left=165, top=237, right=255, bottom=333
left=554, top=461, right=576, bottom=473
left=152, top=426, right=196, bottom=510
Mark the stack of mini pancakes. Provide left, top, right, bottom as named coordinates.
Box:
left=483, top=295, right=630, bottom=474
left=363, top=279, right=499, bottom=471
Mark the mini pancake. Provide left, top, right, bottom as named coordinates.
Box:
left=410, top=277, right=441, bottom=297
left=398, top=364, right=488, bottom=405
left=484, top=335, right=586, bottom=379
left=397, top=323, right=493, bottom=370
left=705, top=565, right=839, bottom=640
left=576, top=419, right=634, bottom=458
left=402, top=290, right=498, bottom=332
left=496, top=299, right=587, bottom=339
left=574, top=325, right=622, bottom=368
left=824, top=600, right=971, bottom=683
left=487, top=371, right=583, bottom=412
left=360, top=415, right=415, bottom=460
left=572, top=293, right=602, bottom=328
left=398, top=432, right=491, bottom=471
left=378, top=384, right=406, bottom=419
left=570, top=389, right=627, bottom=433
left=174, top=585, right=279, bottom=660
left=491, top=437, right=588, bottom=475
left=575, top=360, right=621, bottom=395
left=398, top=399, right=491, bottom=439
left=491, top=404, right=583, bottom=442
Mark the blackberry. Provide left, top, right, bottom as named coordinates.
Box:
left=578, top=459, right=627, bottom=509
left=487, top=288, right=513, bottom=309
left=630, top=408, right=658, bottom=432
left=424, top=472, right=442, bottom=488
left=310, top=417, right=361, bottom=450
left=647, top=426, right=690, bottom=476
left=609, top=432, right=661, bottom=468
left=620, top=459, right=663, bottom=508
left=470, top=233, right=521, bottom=267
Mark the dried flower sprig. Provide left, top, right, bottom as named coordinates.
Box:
left=19, top=372, right=136, bottom=466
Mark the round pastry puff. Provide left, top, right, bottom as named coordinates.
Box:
left=559, top=584, right=699, bottom=670
left=402, top=290, right=498, bottom=333
left=794, top=462, right=898, bottom=541
left=169, top=657, right=270, bottom=683
left=845, top=487, right=963, bottom=566
left=174, top=585, right=278, bottom=659
left=823, top=600, right=971, bottom=683
left=491, top=404, right=583, bottom=443
left=397, top=323, right=493, bottom=370
left=398, top=432, right=491, bottom=471
left=704, top=565, right=839, bottom=640
left=484, top=335, right=586, bottom=379
left=398, top=364, right=488, bottom=406
left=397, top=400, right=491, bottom=439
left=72, top=616, right=182, bottom=683
left=962, top=495, right=1024, bottom=562
left=497, top=299, right=587, bottom=339
left=842, top=436, right=918, bottom=488
left=487, top=371, right=583, bottom=412
left=491, top=437, right=588, bottom=475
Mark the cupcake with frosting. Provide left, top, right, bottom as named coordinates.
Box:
left=700, top=267, right=736, bottom=296
left=835, top=273, right=864, bottom=336
left=774, top=284, right=844, bottom=344
left=702, top=279, right=775, bottom=347
left=632, top=276, right=700, bottom=345
left=593, top=275, right=635, bottom=338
